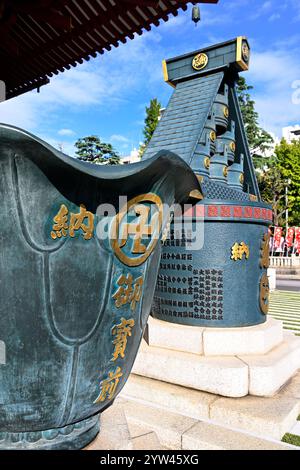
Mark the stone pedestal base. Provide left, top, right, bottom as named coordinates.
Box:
left=132, top=317, right=300, bottom=397
left=121, top=373, right=300, bottom=444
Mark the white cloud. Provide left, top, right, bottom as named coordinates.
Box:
left=200, top=12, right=232, bottom=27
left=269, top=13, right=280, bottom=21
left=250, top=0, right=273, bottom=20
left=0, top=93, right=39, bottom=129
left=159, top=14, right=188, bottom=30
left=289, top=0, right=300, bottom=21
left=58, top=128, right=76, bottom=136
left=110, top=134, right=130, bottom=143
left=247, top=47, right=300, bottom=137
left=38, top=134, right=76, bottom=157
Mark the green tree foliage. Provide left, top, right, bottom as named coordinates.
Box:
left=258, top=139, right=300, bottom=226
left=237, top=77, right=274, bottom=167
left=276, top=139, right=300, bottom=226
left=75, top=135, right=120, bottom=165
left=140, top=98, right=161, bottom=157
left=257, top=156, right=287, bottom=226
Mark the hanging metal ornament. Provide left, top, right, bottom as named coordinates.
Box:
left=192, top=5, right=201, bottom=26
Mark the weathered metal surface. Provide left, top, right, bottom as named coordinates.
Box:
left=0, top=124, right=199, bottom=449
left=152, top=201, right=272, bottom=327
left=149, top=38, right=272, bottom=327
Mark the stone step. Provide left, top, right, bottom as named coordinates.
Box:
left=182, top=421, right=296, bottom=450
left=123, top=400, right=197, bottom=449
left=133, top=340, right=249, bottom=397
left=145, top=317, right=283, bottom=357
left=122, top=399, right=296, bottom=450
left=85, top=401, right=133, bottom=450
left=122, top=374, right=218, bottom=421
left=203, top=318, right=283, bottom=356
left=121, top=372, right=300, bottom=441
left=132, top=431, right=168, bottom=450
left=126, top=417, right=168, bottom=449
left=132, top=332, right=300, bottom=398
left=210, top=377, right=300, bottom=441
left=239, top=333, right=300, bottom=396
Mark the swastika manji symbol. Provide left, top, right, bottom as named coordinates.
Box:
left=111, top=193, right=163, bottom=267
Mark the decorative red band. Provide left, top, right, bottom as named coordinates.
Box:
left=183, top=205, right=273, bottom=222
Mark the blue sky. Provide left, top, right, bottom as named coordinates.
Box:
left=1, top=0, right=300, bottom=156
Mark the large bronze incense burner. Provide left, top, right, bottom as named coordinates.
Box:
left=0, top=124, right=200, bottom=449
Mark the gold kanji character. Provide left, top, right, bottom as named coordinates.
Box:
left=69, top=204, right=94, bottom=240
left=112, top=274, right=143, bottom=311
left=241, top=242, right=250, bottom=259
left=51, top=204, right=68, bottom=239
left=111, top=317, right=135, bottom=361
left=231, top=242, right=249, bottom=261
left=94, top=367, right=123, bottom=404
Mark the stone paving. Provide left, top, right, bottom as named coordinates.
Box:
left=269, top=291, right=300, bottom=335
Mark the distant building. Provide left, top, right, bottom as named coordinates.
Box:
left=159, top=108, right=166, bottom=120
left=120, top=148, right=141, bottom=165
left=282, top=125, right=300, bottom=144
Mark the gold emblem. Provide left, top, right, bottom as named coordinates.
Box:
left=111, top=317, right=135, bottom=362
left=260, top=233, right=270, bottom=269
left=192, top=53, right=208, bottom=71
left=210, top=130, right=216, bottom=142
left=112, top=274, right=143, bottom=311
left=231, top=242, right=250, bottom=261
left=223, top=106, right=229, bottom=118
left=259, top=273, right=270, bottom=315
left=230, top=141, right=236, bottom=152
left=94, top=367, right=123, bottom=404
left=204, top=157, right=210, bottom=169
left=223, top=166, right=228, bottom=178
left=239, top=174, right=244, bottom=184
left=51, top=204, right=94, bottom=240
left=242, top=42, right=250, bottom=62
left=111, top=193, right=163, bottom=267
left=236, top=37, right=250, bottom=71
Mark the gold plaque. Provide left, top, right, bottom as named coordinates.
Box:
left=260, top=233, right=270, bottom=269
left=236, top=36, right=250, bottom=71
left=259, top=273, right=269, bottom=315
left=192, top=53, right=208, bottom=71
left=210, top=130, right=216, bottom=142
left=223, top=106, right=229, bottom=118
left=239, top=173, right=244, bottom=184
left=242, top=42, right=250, bottom=63
left=230, top=141, right=236, bottom=152
left=204, top=157, right=210, bottom=169
left=223, top=166, right=228, bottom=178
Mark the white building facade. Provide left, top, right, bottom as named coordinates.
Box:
left=282, top=125, right=300, bottom=144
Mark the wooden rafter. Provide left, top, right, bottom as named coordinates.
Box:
left=0, top=0, right=220, bottom=100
